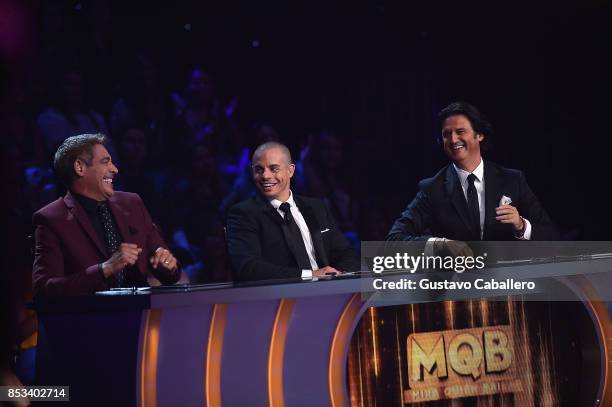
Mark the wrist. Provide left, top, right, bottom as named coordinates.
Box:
left=514, top=216, right=526, bottom=236
left=101, top=261, right=114, bottom=278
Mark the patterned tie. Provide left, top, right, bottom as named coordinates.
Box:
left=97, top=202, right=126, bottom=287
left=279, top=202, right=312, bottom=270
left=466, top=173, right=481, bottom=240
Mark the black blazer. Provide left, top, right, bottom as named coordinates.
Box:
left=227, top=194, right=360, bottom=282
left=387, top=161, right=559, bottom=241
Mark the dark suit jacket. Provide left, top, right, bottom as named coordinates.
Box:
left=32, top=191, right=179, bottom=297
left=227, top=194, right=360, bottom=282
left=387, top=161, right=558, bottom=241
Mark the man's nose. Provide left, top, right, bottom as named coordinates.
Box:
left=111, top=162, right=119, bottom=173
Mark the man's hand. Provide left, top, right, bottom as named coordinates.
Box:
left=313, top=266, right=341, bottom=278
left=149, top=247, right=178, bottom=271
left=102, top=243, right=142, bottom=278
left=434, top=239, right=474, bottom=257
left=495, top=204, right=523, bottom=230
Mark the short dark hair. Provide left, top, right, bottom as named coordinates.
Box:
left=437, top=101, right=493, bottom=150
left=53, top=133, right=107, bottom=187
left=251, top=141, right=293, bottom=165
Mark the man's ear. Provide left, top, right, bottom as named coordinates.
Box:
left=73, top=159, right=86, bottom=177
left=476, top=133, right=484, bottom=142
left=288, top=163, right=295, bottom=178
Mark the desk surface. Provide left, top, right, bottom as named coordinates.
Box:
left=34, top=254, right=612, bottom=313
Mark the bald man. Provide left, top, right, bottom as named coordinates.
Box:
left=226, top=142, right=360, bottom=282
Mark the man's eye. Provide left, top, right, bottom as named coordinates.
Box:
left=271, top=167, right=280, bottom=173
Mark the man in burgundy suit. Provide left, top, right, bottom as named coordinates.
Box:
left=33, top=133, right=180, bottom=297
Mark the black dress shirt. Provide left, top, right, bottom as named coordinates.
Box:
left=72, top=192, right=115, bottom=256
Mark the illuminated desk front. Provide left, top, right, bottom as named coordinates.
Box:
left=35, top=260, right=611, bottom=406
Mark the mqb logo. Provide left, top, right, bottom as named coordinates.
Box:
left=406, top=326, right=523, bottom=403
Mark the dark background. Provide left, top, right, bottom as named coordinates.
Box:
left=2, top=0, right=611, bottom=237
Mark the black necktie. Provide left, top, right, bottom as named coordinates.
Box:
left=466, top=174, right=481, bottom=240
left=97, top=202, right=126, bottom=287
left=279, top=202, right=312, bottom=270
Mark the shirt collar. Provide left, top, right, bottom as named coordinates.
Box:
left=269, top=190, right=295, bottom=210
left=453, top=158, right=484, bottom=185
left=71, top=190, right=107, bottom=216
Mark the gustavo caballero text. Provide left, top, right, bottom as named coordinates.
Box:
left=373, top=278, right=536, bottom=291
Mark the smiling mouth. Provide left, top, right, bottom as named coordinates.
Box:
left=451, top=143, right=466, bottom=151
left=261, top=182, right=277, bottom=189
left=103, top=177, right=114, bottom=185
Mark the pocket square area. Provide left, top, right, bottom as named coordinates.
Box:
left=321, top=228, right=330, bottom=233
left=499, top=195, right=512, bottom=206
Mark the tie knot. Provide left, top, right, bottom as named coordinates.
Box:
left=279, top=202, right=291, bottom=214
left=467, top=173, right=477, bottom=185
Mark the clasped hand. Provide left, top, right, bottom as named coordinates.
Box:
left=102, top=244, right=177, bottom=277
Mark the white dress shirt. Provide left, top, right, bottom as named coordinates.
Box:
left=270, top=191, right=319, bottom=278
left=453, top=159, right=486, bottom=238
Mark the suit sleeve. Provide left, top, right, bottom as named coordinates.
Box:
left=32, top=213, right=108, bottom=297
left=323, top=204, right=361, bottom=272
left=227, top=205, right=302, bottom=281
left=138, top=195, right=180, bottom=285
left=517, top=172, right=559, bottom=240
left=387, top=189, right=434, bottom=241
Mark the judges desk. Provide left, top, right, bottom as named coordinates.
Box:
left=35, top=257, right=611, bottom=407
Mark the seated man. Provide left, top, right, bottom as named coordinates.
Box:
left=33, top=134, right=180, bottom=297
left=387, top=101, right=558, bottom=248
left=227, top=142, right=360, bottom=282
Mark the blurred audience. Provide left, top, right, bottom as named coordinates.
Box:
left=358, top=200, right=391, bottom=242
left=171, top=67, right=244, bottom=180
left=2, top=139, right=39, bottom=387
left=36, top=66, right=115, bottom=158
left=297, top=130, right=360, bottom=247
left=0, top=79, right=47, bottom=167
left=113, top=124, right=165, bottom=223
left=111, top=54, right=172, bottom=168
left=165, top=144, right=228, bottom=282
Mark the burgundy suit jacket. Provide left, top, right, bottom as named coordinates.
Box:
left=32, top=191, right=179, bottom=297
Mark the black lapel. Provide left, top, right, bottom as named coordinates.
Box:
left=295, top=196, right=329, bottom=267
left=256, top=194, right=284, bottom=225
left=444, top=165, right=478, bottom=238
left=483, top=161, right=503, bottom=239
left=257, top=195, right=303, bottom=267
left=64, top=192, right=107, bottom=257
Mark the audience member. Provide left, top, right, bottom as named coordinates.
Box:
left=297, top=130, right=360, bottom=246
left=113, top=124, right=165, bottom=223
left=111, top=54, right=172, bottom=168
left=166, top=144, right=228, bottom=278
left=171, top=67, right=244, bottom=178
left=36, top=67, right=115, bottom=158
